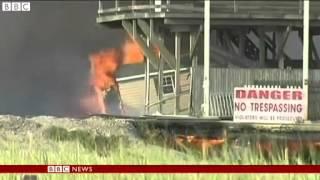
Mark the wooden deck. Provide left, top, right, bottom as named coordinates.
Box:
left=93, top=114, right=320, bottom=135
left=97, top=1, right=320, bottom=27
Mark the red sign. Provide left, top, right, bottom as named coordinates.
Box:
left=1, top=165, right=320, bottom=173
left=233, top=87, right=304, bottom=123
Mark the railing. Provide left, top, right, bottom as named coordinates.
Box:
left=98, top=0, right=320, bottom=18
left=210, top=93, right=233, bottom=117
left=98, top=4, right=202, bottom=15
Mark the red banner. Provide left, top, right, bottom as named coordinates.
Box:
left=0, top=165, right=320, bottom=173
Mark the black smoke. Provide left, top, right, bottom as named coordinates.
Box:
left=0, top=1, right=124, bottom=116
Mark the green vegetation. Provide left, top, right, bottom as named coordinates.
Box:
left=0, top=126, right=319, bottom=180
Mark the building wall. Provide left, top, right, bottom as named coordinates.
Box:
left=159, top=72, right=190, bottom=115
left=118, top=71, right=191, bottom=115
left=118, top=78, right=158, bottom=115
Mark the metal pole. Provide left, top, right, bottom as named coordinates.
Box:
left=303, top=0, right=310, bottom=121
left=144, top=50, right=150, bottom=115
left=115, top=0, right=118, bottom=8
left=203, top=0, right=211, bottom=116
left=98, top=0, right=103, bottom=13
left=175, top=32, right=181, bottom=115
left=189, top=33, right=195, bottom=115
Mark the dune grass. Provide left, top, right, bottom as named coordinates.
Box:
left=0, top=126, right=319, bottom=180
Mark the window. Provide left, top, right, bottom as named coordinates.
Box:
left=162, top=75, right=175, bottom=95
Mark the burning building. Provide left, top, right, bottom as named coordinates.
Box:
left=81, top=39, right=160, bottom=115
left=95, top=0, right=320, bottom=120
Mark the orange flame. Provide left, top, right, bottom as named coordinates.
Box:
left=80, top=39, right=145, bottom=115
left=122, top=40, right=144, bottom=64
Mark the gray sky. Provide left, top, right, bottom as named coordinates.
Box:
left=0, top=1, right=124, bottom=116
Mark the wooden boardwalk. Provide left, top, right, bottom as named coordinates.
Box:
left=93, top=114, right=320, bottom=134
left=97, top=1, right=320, bottom=27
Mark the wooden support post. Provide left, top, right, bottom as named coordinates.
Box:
left=276, top=26, right=291, bottom=69
left=272, top=32, right=276, bottom=61
left=258, top=28, right=266, bottom=66
left=212, top=29, right=217, bottom=45
left=224, top=31, right=236, bottom=53
left=190, top=25, right=203, bottom=61
left=253, top=29, right=291, bottom=62
left=298, top=30, right=315, bottom=64
left=158, top=33, right=164, bottom=113
left=189, top=32, right=198, bottom=115
left=144, top=19, right=154, bottom=114
left=310, top=35, right=315, bottom=60
left=175, top=32, right=181, bottom=115
left=239, top=30, right=245, bottom=57
left=276, top=31, right=285, bottom=69
left=309, top=33, right=320, bottom=66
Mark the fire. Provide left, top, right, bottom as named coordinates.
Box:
left=80, top=39, right=144, bottom=115
left=122, top=40, right=144, bottom=64
left=174, top=135, right=225, bottom=157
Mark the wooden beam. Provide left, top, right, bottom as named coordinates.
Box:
left=189, top=25, right=203, bottom=60
left=137, top=19, right=176, bottom=69
left=252, top=29, right=292, bottom=62
left=122, top=20, right=159, bottom=69
left=224, top=31, right=237, bottom=53
left=210, top=45, right=259, bottom=68
left=252, top=30, right=274, bottom=53
left=310, top=37, right=319, bottom=61
left=298, top=30, right=320, bottom=66
left=309, top=34, right=320, bottom=66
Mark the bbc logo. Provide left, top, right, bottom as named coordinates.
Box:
left=2, top=1, right=30, bottom=12
left=47, top=166, right=70, bottom=173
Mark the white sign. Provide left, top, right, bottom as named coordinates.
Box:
left=2, top=1, right=30, bottom=12
left=233, top=86, right=304, bottom=124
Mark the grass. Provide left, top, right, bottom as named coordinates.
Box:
left=0, top=126, right=319, bottom=179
